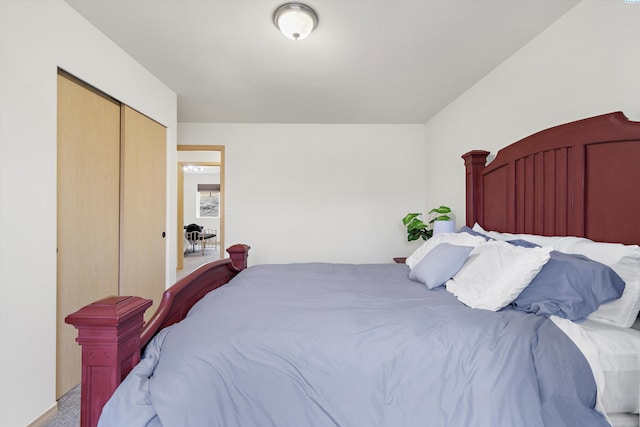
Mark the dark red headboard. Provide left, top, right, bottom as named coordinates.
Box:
left=463, top=112, right=640, bottom=245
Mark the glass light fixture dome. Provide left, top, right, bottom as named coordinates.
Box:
left=273, top=3, right=318, bottom=41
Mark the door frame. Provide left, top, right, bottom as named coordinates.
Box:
left=177, top=145, right=225, bottom=270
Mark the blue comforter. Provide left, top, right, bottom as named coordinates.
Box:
left=99, top=263, right=608, bottom=427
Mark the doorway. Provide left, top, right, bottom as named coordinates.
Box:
left=177, top=145, right=225, bottom=271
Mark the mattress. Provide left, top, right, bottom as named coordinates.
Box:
left=608, top=413, right=639, bottom=427
left=552, top=316, right=640, bottom=424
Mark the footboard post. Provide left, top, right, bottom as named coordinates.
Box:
left=65, top=296, right=153, bottom=427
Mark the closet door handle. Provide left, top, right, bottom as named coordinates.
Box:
left=162, top=231, right=166, bottom=238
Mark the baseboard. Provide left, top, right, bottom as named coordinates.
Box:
left=27, top=403, right=58, bottom=427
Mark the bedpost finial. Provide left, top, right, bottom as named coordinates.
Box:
left=227, top=244, right=251, bottom=271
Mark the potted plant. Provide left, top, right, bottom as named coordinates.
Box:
left=402, top=205, right=454, bottom=241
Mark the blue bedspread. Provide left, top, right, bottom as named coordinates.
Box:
left=99, top=263, right=609, bottom=427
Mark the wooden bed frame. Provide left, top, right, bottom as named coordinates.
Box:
left=66, top=111, right=640, bottom=427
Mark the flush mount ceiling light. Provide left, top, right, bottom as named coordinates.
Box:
left=273, top=3, right=318, bottom=41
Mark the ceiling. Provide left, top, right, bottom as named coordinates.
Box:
left=65, top=0, right=579, bottom=124
left=183, top=165, right=220, bottom=175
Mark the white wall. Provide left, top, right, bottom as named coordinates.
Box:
left=0, top=1, right=177, bottom=425
left=177, top=150, right=222, bottom=163
left=423, top=0, right=640, bottom=221
left=178, top=123, right=428, bottom=265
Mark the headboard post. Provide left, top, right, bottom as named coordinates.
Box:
left=462, top=150, right=490, bottom=227
left=65, top=295, right=152, bottom=427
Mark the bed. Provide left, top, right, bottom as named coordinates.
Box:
left=66, top=111, right=640, bottom=427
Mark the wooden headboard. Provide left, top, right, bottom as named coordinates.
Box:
left=462, top=112, right=640, bottom=245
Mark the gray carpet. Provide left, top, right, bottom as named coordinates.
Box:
left=43, top=385, right=80, bottom=427
left=45, top=248, right=220, bottom=426
left=178, top=247, right=220, bottom=281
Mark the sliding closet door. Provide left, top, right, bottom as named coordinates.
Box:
left=57, top=73, right=120, bottom=398
left=119, top=106, right=166, bottom=319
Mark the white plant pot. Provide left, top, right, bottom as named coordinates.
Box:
left=433, top=220, right=456, bottom=235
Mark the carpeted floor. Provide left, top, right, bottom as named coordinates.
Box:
left=178, top=246, right=220, bottom=281
left=43, top=385, right=80, bottom=427
left=45, top=248, right=220, bottom=426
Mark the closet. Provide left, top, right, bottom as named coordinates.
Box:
left=56, top=72, right=166, bottom=398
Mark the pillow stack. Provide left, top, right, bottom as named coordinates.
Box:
left=405, top=226, right=629, bottom=322
left=472, top=224, right=639, bottom=327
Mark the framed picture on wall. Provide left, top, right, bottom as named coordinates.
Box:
left=197, top=184, right=220, bottom=218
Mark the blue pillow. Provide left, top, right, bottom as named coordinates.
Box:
left=409, top=243, right=474, bottom=289
left=505, top=239, right=539, bottom=248
left=459, top=226, right=491, bottom=240
left=510, top=250, right=625, bottom=320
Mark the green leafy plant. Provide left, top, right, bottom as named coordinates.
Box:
left=402, top=205, right=452, bottom=241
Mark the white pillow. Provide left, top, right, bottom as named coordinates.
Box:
left=405, top=233, right=487, bottom=270
left=445, top=240, right=552, bottom=311
left=472, top=223, right=640, bottom=328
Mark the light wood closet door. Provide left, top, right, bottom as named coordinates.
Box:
left=119, top=106, right=166, bottom=319
left=57, top=74, right=121, bottom=398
